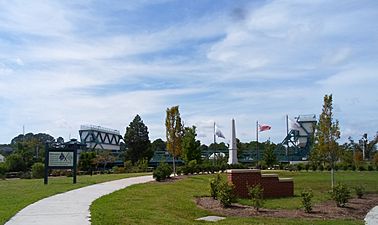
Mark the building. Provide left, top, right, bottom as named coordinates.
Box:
left=79, top=125, right=123, bottom=164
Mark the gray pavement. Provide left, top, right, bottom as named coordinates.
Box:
left=365, top=206, right=378, bottom=225
left=5, top=175, right=153, bottom=225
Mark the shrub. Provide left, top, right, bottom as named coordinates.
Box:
left=248, top=184, right=264, bottom=211
left=351, top=165, right=356, bottom=171
left=304, top=163, right=310, bottom=172
left=0, top=162, right=7, bottom=179
left=31, top=162, right=45, bottom=179
left=296, top=163, right=303, bottom=171
left=301, top=189, right=314, bottom=213
left=209, top=174, right=223, bottom=199
left=353, top=185, right=365, bottom=198
left=358, top=165, right=366, bottom=171
left=20, top=171, right=32, bottom=179
left=218, top=181, right=235, bottom=208
left=153, top=162, right=172, bottom=182
left=367, top=164, right=374, bottom=171
left=330, top=183, right=351, bottom=207
left=318, top=164, right=324, bottom=171
left=311, top=164, right=317, bottom=171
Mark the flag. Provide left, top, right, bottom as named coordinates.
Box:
left=259, top=124, right=271, bottom=132
left=215, top=125, right=225, bottom=138
left=289, top=118, right=301, bottom=131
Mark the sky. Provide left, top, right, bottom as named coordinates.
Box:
left=0, top=0, right=377, bottom=145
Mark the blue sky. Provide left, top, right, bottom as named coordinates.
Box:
left=0, top=0, right=377, bottom=145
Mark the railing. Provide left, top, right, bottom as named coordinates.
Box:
left=80, top=125, right=120, bottom=135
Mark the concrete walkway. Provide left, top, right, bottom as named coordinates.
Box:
left=5, top=175, right=154, bottom=225
left=365, top=206, right=378, bottom=225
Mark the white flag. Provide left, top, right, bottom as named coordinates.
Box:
left=215, top=125, right=225, bottom=139
left=289, top=118, right=301, bottom=131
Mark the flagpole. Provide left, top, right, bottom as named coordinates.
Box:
left=286, top=115, right=289, bottom=162
left=256, top=120, right=259, bottom=167
left=213, top=122, right=216, bottom=165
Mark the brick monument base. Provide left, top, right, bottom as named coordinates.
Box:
left=227, top=169, right=294, bottom=198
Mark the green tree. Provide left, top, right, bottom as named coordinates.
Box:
left=182, top=126, right=201, bottom=164
left=6, top=153, right=26, bottom=172
left=79, top=152, right=97, bottom=172
left=151, top=138, right=166, bottom=152
left=165, top=106, right=183, bottom=176
left=314, top=94, right=340, bottom=188
left=263, top=141, right=277, bottom=167
left=124, top=115, right=152, bottom=164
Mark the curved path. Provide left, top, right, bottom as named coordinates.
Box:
left=5, top=175, right=153, bottom=225
left=365, top=206, right=378, bottom=225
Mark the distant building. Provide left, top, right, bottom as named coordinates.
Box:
left=0, top=154, right=5, bottom=163
left=79, top=125, right=123, bottom=163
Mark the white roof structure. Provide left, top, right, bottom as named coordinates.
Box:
left=0, top=154, right=5, bottom=163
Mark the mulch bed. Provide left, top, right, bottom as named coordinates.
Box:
left=196, top=194, right=378, bottom=220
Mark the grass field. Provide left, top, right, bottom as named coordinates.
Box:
left=0, top=173, right=149, bottom=225
left=90, top=171, right=378, bottom=225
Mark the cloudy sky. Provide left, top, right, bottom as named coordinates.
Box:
left=0, top=0, right=377, bottom=145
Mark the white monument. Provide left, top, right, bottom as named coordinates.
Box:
left=228, top=118, right=238, bottom=165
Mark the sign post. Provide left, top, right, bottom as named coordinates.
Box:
left=44, top=139, right=84, bottom=184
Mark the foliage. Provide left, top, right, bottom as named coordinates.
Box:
left=329, top=183, right=351, bottom=207
left=314, top=94, right=340, bottom=188
left=124, top=115, right=152, bottom=164
left=31, top=162, right=45, bottom=179
left=209, top=173, right=223, bottom=199
left=0, top=162, right=6, bottom=179
left=218, top=181, right=236, bottom=208
left=353, top=185, right=365, bottom=198
left=93, top=151, right=115, bottom=170
left=300, top=189, right=314, bottom=213
left=263, top=141, right=277, bottom=167
left=354, top=151, right=363, bottom=166
left=165, top=106, right=183, bottom=176
left=6, top=153, right=27, bottom=172
left=373, top=152, right=378, bottom=167
left=248, top=184, right=264, bottom=211
left=135, top=158, right=149, bottom=172
left=153, top=162, right=172, bottom=181
left=78, top=152, right=96, bottom=172
left=181, top=126, right=201, bottom=164
left=151, top=138, right=166, bottom=152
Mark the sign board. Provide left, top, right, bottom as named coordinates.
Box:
left=48, top=152, right=74, bottom=167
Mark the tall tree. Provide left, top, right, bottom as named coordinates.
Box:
left=124, top=115, right=152, bottom=164
left=165, top=106, right=183, bottom=176
left=314, top=94, right=340, bottom=188
left=151, top=138, right=166, bottom=152
left=182, top=126, right=201, bottom=164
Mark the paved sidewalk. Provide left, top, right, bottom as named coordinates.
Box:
left=365, top=206, right=378, bottom=225
left=5, top=175, right=154, bottom=225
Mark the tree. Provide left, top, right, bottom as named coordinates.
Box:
left=151, top=138, right=166, bottom=152
left=79, top=152, right=97, bottom=172
left=124, top=115, right=152, bottom=164
left=93, top=151, right=115, bottom=170
left=182, top=126, right=201, bottom=164
left=6, top=153, right=26, bottom=172
left=165, top=106, right=183, bottom=176
left=314, top=94, right=340, bottom=188
left=263, top=141, right=277, bottom=167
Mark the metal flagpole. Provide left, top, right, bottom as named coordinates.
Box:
left=213, top=122, right=216, bottom=165
left=256, top=120, right=259, bottom=167
left=286, top=115, right=289, bottom=161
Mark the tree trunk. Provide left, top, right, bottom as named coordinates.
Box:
left=172, top=156, right=176, bottom=176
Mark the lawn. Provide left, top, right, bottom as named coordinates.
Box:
left=0, top=172, right=149, bottom=225
left=90, top=171, right=378, bottom=225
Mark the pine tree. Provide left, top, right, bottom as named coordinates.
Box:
left=165, top=106, right=183, bottom=175
left=314, top=94, right=340, bottom=188
left=182, top=126, right=201, bottom=164
left=124, top=115, right=151, bottom=164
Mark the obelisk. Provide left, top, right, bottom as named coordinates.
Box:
left=228, top=118, right=238, bottom=164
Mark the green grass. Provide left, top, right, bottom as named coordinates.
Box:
left=0, top=173, right=149, bottom=225
left=90, top=171, right=378, bottom=225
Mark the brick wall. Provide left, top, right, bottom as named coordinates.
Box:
left=227, top=169, right=294, bottom=198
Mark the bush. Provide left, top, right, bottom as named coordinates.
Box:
left=6, top=154, right=26, bottom=172
left=0, top=162, right=7, bottom=179
left=304, top=163, right=310, bottom=172
left=367, top=164, right=374, bottom=171
left=153, top=162, right=172, bottom=182
left=330, top=183, right=351, bottom=207
left=31, top=162, right=45, bottom=179
left=218, top=181, right=235, bottom=208
left=351, top=165, right=356, bottom=171
left=209, top=174, right=223, bottom=199
left=301, top=189, right=314, bottom=213
left=296, top=163, right=303, bottom=171
left=358, top=165, right=366, bottom=171
left=353, top=185, right=365, bottom=198
left=311, top=164, right=317, bottom=171
left=318, top=164, right=324, bottom=171
left=20, top=171, right=32, bottom=179
left=248, top=184, right=264, bottom=211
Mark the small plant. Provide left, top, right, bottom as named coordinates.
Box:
left=153, top=162, right=173, bottom=182
left=330, top=183, right=351, bottom=207
left=248, top=184, right=264, bottom=211
left=217, top=181, right=235, bottom=208
left=301, top=189, right=314, bottom=213
left=209, top=174, right=222, bottom=199
left=353, top=185, right=365, bottom=198
left=31, top=162, right=45, bottom=179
